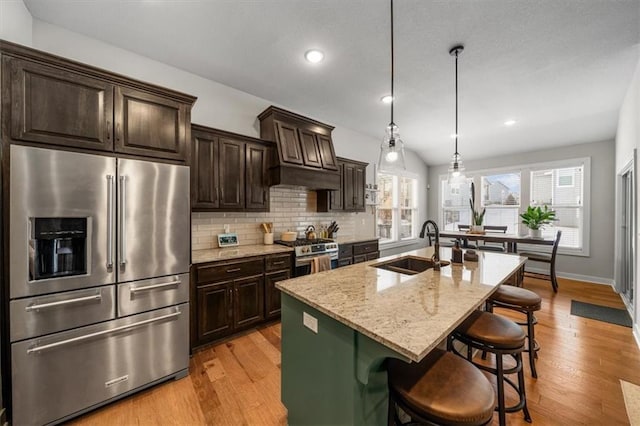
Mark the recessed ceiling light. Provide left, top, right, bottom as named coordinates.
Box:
left=504, top=119, right=517, bottom=126
left=305, top=49, right=324, bottom=63
left=380, top=95, right=393, bottom=104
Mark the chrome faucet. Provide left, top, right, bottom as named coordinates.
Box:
left=419, top=220, right=441, bottom=268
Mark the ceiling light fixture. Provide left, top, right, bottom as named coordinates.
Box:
left=504, top=119, right=517, bottom=126
left=380, top=95, right=393, bottom=104
left=305, top=49, right=324, bottom=63
left=378, top=0, right=406, bottom=172
left=447, top=45, right=466, bottom=188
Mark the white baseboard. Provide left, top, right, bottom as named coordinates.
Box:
left=633, top=324, right=640, bottom=350
left=526, top=267, right=613, bottom=286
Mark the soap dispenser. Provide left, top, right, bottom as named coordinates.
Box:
left=451, top=240, right=463, bottom=264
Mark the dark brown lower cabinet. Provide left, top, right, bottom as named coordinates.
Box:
left=192, top=253, right=292, bottom=349
left=197, top=282, right=233, bottom=343
left=265, top=270, right=290, bottom=319
left=233, top=275, right=265, bottom=329
left=337, top=240, right=379, bottom=267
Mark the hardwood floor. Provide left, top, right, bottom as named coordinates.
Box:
left=69, top=277, right=639, bottom=425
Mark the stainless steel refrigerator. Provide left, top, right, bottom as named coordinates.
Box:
left=9, top=145, right=190, bottom=425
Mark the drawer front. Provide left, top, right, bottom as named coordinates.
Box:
left=338, top=244, right=353, bottom=259
left=265, top=254, right=292, bottom=272
left=12, top=304, right=189, bottom=426
left=353, top=254, right=367, bottom=264
left=196, top=258, right=264, bottom=284
left=338, top=258, right=353, bottom=268
left=10, top=286, right=116, bottom=342
left=118, top=273, right=190, bottom=317
left=365, top=252, right=380, bottom=261
left=353, top=241, right=378, bottom=256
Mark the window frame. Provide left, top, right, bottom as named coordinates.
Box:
left=377, top=171, right=419, bottom=247
left=438, top=157, right=591, bottom=256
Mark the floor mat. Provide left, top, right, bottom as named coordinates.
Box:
left=570, top=300, right=632, bottom=327
left=622, top=380, right=640, bottom=425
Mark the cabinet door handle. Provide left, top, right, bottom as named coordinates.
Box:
left=263, top=191, right=267, bottom=203
left=226, top=268, right=241, bottom=273
left=116, top=122, right=121, bottom=141
left=272, top=261, right=285, bottom=266
left=106, top=120, right=111, bottom=140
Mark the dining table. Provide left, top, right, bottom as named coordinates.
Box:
left=438, top=230, right=555, bottom=253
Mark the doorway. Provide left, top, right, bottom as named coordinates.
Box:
left=616, top=151, right=636, bottom=315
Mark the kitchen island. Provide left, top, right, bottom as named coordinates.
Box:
left=276, top=246, right=526, bottom=425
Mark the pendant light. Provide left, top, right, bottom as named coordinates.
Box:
left=378, top=0, right=406, bottom=172
left=448, top=45, right=466, bottom=187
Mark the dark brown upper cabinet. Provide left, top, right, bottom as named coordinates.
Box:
left=274, top=120, right=304, bottom=165
left=114, top=87, right=188, bottom=161
left=344, top=160, right=366, bottom=211
left=2, top=41, right=196, bottom=162
left=298, top=128, right=323, bottom=168
left=191, top=124, right=272, bottom=212
left=8, top=57, right=115, bottom=152
left=218, top=137, right=245, bottom=209
left=258, top=106, right=340, bottom=190
left=318, top=157, right=367, bottom=212
left=246, top=143, right=270, bottom=210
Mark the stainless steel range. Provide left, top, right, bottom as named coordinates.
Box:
left=9, top=145, right=190, bottom=425
left=275, top=239, right=339, bottom=276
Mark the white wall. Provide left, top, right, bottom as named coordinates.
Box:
left=614, top=57, right=640, bottom=340
left=428, top=139, right=616, bottom=283
left=0, top=0, right=32, bottom=46
left=29, top=19, right=428, bottom=255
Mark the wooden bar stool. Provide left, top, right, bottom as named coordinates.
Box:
left=486, top=285, right=542, bottom=378
left=448, top=310, right=531, bottom=426
left=387, top=349, right=495, bottom=425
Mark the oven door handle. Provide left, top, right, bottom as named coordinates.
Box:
left=26, top=309, right=181, bottom=354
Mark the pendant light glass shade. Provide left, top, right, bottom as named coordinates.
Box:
left=378, top=123, right=406, bottom=172
left=447, top=152, right=466, bottom=186
left=447, top=45, right=466, bottom=188
left=378, top=0, right=406, bottom=172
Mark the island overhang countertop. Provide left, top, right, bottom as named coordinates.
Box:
left=276, top=246, right=527, bottom=362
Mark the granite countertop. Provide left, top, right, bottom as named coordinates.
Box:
left=276, top=247, right=526, bottom=362
left=333, top=236, right=379, bottom=245
left=192, top=244, right=294, bottom=264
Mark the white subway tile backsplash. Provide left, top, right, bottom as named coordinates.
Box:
left=191, top=185, right=374, bottom=249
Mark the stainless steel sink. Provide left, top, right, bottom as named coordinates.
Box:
left=371, top=256, right=450, bottom=275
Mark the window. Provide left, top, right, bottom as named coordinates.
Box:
left=531, top=166, right=584, bottom=249
left=438, top=158, right=590, bottom=255
left=481, top=172, right=521, bottom=234
left=377, top=173, right=418, bottom=244
left=441, top=179, right=471, bottom=230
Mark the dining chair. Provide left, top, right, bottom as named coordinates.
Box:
left=456, top=224, right=477, bottom=249
left=478, top=225, right=508, bottom=252
left=519, top=230, right=562, bottom=292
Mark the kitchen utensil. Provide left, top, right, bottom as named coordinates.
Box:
left=305, top=225, right=316, bottom=240
left=281, top=231, right=297, bottom=242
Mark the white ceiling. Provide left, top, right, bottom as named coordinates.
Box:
left=23, top=0, right=640, bottom=166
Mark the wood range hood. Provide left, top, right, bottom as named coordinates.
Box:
left=258, top=106, right=341, bottom=191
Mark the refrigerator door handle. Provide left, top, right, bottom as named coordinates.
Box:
left=129, top=278, right=181, bottom=294
left=107, top=175, right=115, bottom=269
left=25, top=293, right=103, bottom=312
left=26, top=308, right=181, bottom=354
left=119, top=175, right=127, bottom=266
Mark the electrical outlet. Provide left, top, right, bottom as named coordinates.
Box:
left=223, top=224, right=230, bottom=233
left=303, top=312, right=318, bottom=333
left=361, top=218, right=366, bottom=225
